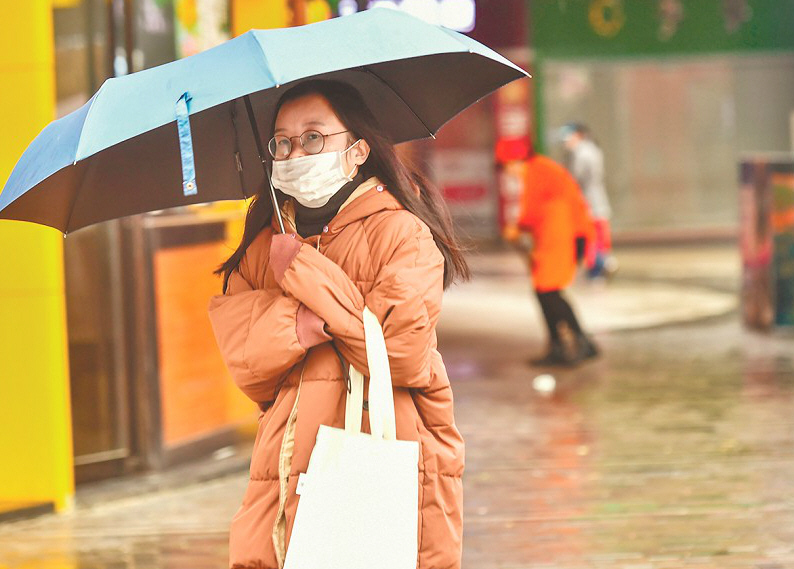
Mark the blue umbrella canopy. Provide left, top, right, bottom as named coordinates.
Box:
left=0, top=8, right=528, bottom=234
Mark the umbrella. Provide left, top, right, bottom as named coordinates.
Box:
left=0, top=8, right=528, bottom=235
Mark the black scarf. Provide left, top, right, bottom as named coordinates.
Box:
left=294, top=172, right=365, bottom=238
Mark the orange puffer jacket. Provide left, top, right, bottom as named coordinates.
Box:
left=207, top=176, right=464, bottom=569
left=518, top=155, right=595, bottom=292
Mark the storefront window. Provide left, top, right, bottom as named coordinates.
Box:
left=543, top=55, right=794, bottom=234
left=54, top=0, right=131, bottom=479
left=54, top=0, right=110, bottom=116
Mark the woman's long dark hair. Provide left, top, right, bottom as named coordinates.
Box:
left=214, top=79, right=470, bottom=292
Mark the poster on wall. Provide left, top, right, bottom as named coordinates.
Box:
left=497, top=161, right=526, bottom=232
left=739, top=157, right=794, bottom=329
left=740, top=160, right=774, bottom=329
left=175, top=0, right=230, bottom=59
left=771, top=163, right=794, bottom=325
left=493, top=72, right=532, bottom=234
left=431, top=149, right=496, bottom=240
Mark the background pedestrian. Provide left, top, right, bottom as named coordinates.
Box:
left=561, top=123, right=618, bottom=280
left=506, top=141, right=600, bottom=366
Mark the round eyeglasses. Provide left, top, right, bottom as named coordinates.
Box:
left=268, top=130, right=350, bottom=160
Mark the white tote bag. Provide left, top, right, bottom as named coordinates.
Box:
left=284, top=307, right=419, bottom=569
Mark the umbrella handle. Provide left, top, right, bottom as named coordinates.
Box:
left=243, top=95, right=286, bottom=234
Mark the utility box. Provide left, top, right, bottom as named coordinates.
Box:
left=740, top=155, right=794, bottom=329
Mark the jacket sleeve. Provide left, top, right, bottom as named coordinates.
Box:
left=207, top=266, right=308, bottom=405
left=277, top=212, right=444, bottom=389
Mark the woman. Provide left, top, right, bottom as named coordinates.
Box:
left=207, top=80, right=467, bottom=569
left=516, top=143, right=599, bottom=366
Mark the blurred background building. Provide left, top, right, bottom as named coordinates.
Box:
left=532, top=0, right=794, bottom=240
left=2, top=0, right=794, bottom=520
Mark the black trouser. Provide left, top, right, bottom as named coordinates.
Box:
left=536, top=289, right=583, bottom=343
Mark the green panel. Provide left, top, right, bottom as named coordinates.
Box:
left=531, top=0, right=794, bottom=59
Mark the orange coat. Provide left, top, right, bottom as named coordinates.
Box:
left=518, top=155, right=594, bottom=292
left=207, top=177, right=464, bottom=569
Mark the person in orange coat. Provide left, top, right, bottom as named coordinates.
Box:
left=512, top=145, right=599, bottom=366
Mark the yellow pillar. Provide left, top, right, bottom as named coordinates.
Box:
left=231, top=0, right=291, bottom=36
left=0, top=1, right=74, bottom=513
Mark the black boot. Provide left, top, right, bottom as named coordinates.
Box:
left=574, top=333, right=600, bottom=361
left=531, top=341, right=578, bottom=367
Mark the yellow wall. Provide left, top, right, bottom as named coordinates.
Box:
left=0, top=1, right=74, bottom=512
left=232, top=0, right=291, bottom=35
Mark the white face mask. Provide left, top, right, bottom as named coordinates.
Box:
left=270, top=140, right=361, bottom=208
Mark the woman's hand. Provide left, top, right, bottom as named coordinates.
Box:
left=296, top=302, right=332, bottom=348
left=269, top=232, right=302, bottom=286
left=269, top=232, right=332, bottom=349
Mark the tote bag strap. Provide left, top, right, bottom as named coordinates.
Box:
left=362, top=307, right=396, bottom=441
left=345, top=366, right=364, bottom=434
left=344, top=307, right=396, bottom=440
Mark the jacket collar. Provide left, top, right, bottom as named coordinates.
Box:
left=327, top=176, right=403, bottom=235
left=270, top=176, right=403, bottom=240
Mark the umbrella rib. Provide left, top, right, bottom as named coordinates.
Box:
left=74, top=81, right=108, bottom=163
left=63, top=160, right=90, bottom=234
left=248, top=32, right=281, bottom=87
left=230, top=101, right=248, bottom=199
left=361, top=67, right=435, bottom=140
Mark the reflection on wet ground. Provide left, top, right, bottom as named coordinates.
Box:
left=453, top=318, right=794, bottom=569
left=2, top=253, right=794, bottom=568
left=0, top=473, right=244, bottom=568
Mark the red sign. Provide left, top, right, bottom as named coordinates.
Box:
left=442, top=184, right=488, bottom=202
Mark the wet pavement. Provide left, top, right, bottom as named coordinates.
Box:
left=3, top=245, right=794, bottom=569
left=451, top=316, right=794, bottom=569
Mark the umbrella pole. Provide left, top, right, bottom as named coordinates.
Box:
left=243, top=95, right=285, bottom=234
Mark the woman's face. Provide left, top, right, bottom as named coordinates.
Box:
left=273, top=93, right=370, bottom=176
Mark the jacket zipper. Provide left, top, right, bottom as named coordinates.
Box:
left=271, top=356, right=307, bottom=566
